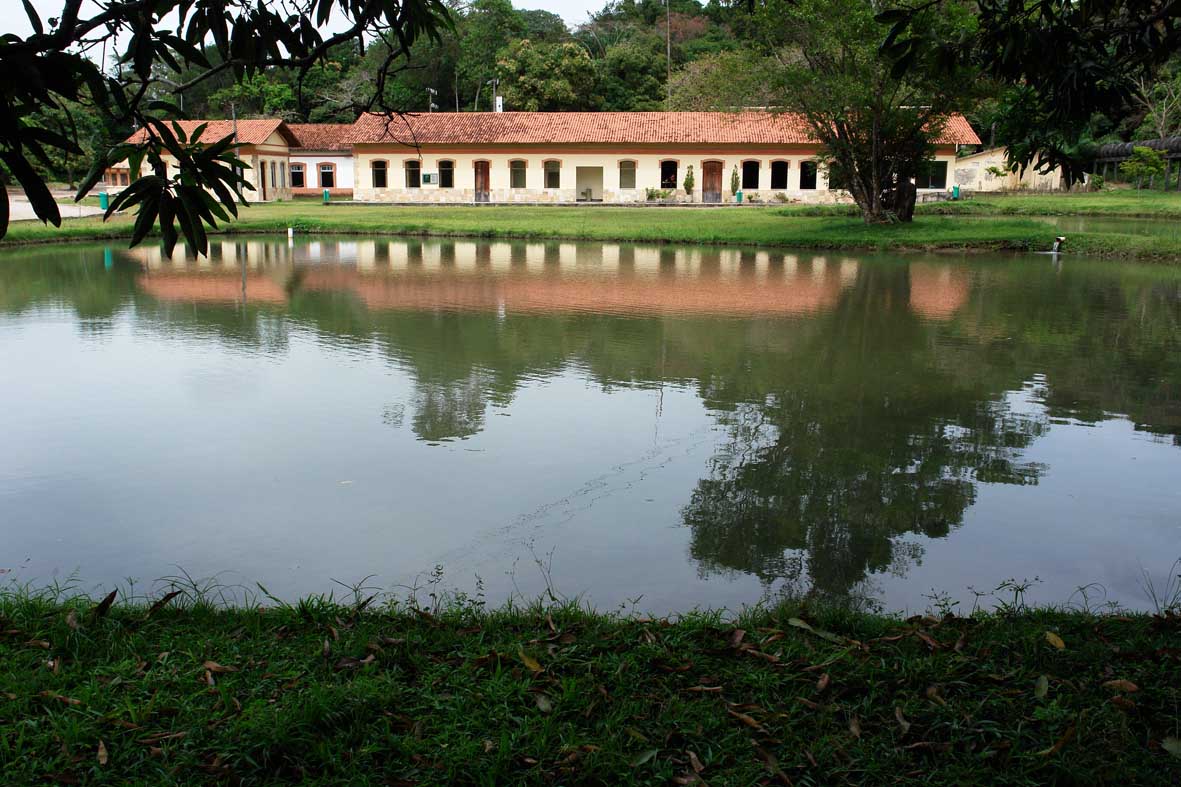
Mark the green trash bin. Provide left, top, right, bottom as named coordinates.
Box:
left=99, top=191, right=109, bottom=210
left=322, top=189, right=330, bottom=204
left=952, top=185, right=960, bottom=200
left=736, top=191, right=743, bottom=204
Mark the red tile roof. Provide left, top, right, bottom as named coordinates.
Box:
left=288, top=123, right=355, bottom=151
left=125, top=119, right=299, bottom=146
left=349, top=111, right=981, bottom=146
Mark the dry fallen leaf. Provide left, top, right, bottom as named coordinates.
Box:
left=686, top=685, right=723, bottom=693
left=630, top=748, right=658, bottom=767
left=1044, top=631, right=1066, bottom=650
left=687, top=750, right=705, bottom=774
left=727, top=708, right=764, bottom=730
left=1035, top=674, right=1049, bottom=699
left=894, top=706, right=911, bottom=735
left=97, top=740, right=108, bottom=766
left=92, top=590, right=117, bottom=620
left=534, top=694, right=553, bottom=714
left=203, top=661, right=237, bottom=674
left=145, top=590, right=183, bottom=619
left=1101, top=679, right=1139, bottom=693
left=1037, top=724, right=1076, bottom=756
left=728, top=629, right=746, bottom=649
left=518, top=647, right=543, bottom=674
left=65, top=609, right=78, bottom=631
left=816, top=673, right=830, bottom=692
left=849, top=714, right=862, bottom=738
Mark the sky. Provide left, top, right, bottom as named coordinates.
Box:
left=0, top=0, right=605, bottom=38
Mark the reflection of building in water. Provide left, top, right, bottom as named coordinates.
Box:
left=908, top=263, right=970, bottom=320
left=126, top=240, right=971, bottom=321
left=126, top=241, right=298, bottom=305
left=127, top=240, right=864, bottom=316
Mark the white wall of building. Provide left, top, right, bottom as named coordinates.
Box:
left=351, top=147, right=959, bottom=203
left=290, top=152, right=354, bottom=191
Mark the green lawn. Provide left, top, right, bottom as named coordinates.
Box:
left=2, top=591, right=1178, bottom=785
left=4, top=189, right=1181, bottom=261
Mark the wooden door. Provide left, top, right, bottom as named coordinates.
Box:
left=702, top=161, right=722, bottom=203
left=474, top=161, right=490, bottom=203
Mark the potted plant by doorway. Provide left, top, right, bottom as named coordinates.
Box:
left=730, top=165, right=741, bottom=202
left=683, top=164, right=695, bottom=203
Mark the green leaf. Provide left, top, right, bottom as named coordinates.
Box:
left=130, top=191, right=161, bottom=248
left=0, top=179, right=9, bottom=241
left=1163, top=738, right=1181, bottom=759
left=0, top=151, right=60, bottom=227
left=629, top=749, right=658, bottom=767
left=22, top=0, right=43, bottom=35
left=1034, top=674, right=1048, bottom=699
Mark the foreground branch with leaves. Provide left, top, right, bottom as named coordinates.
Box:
left=0, top=0, right=451, bottom=252
left=1, top=590, right=1178, bottom=784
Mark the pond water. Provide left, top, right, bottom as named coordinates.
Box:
left=2, top=237, right=1180, bottom=614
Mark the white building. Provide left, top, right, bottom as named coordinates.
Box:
left=288, top=124, right=355, bottom=198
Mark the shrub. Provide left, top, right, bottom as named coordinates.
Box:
left=1119, top=146, right=1167, bottom=189
left=683, top=165, right=695, bottom=199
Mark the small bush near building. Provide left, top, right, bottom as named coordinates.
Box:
left=1119, top=146, right=1167, bottom=189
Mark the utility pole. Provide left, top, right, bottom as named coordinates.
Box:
left=665, top=0, right=671, bottom=105
left=427, top=87, right=438, bottom=112
left=488, top=78, right=500, bottom=112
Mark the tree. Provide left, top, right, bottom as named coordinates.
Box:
left=458, top=0, right=525, bottom=109
left=729, top=165, right=740, bottom=197
left=1119, top=146, right=1167, bottom=189
left=881, top=0, right=1181, bottom=185
left=753, top=0, right=978, bottom=223
left=682, top=163, right=695, bottom=198
left=668, top=50, right=778, bottom=110
left=599, top=37, right=667, bottom=110
left=497, top=40, right=600, bottom=111
left=1134, top=59, right=1181, bottom=140
left=1, top=0, right=451, bottom=250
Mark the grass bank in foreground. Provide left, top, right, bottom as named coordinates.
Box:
left=2, top=593, right=1178, bottom=785
left=3, top=196, right=1181, bottom=261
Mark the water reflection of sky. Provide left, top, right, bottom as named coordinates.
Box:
left=1, top=238, right=1179, bottom=614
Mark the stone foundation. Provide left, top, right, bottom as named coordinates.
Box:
left=352, top=187, right=856, bottom=205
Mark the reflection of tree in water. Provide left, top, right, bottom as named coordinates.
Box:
left=411, top=370, right=497, bottom=441
left=682, top=265, right=1048, bottom=601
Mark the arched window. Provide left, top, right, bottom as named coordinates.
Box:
left=543, top=160, right=560, bottom=189
left=319, top=163, right=335, bottom=189
left=404, top=160, right=421, bottom=188
left=510, top=160, right=527, bottom=189
left=438, top=160, right=454, bottom=188
left=371, top=160, right=388, bottom=189
left=741, top=160, right=760, bottom=190
left=660, top=160, right=678, bottom=189
left=770, top=160, right=788, bottom=190
left=799, top=161, right=818, bottom=190
left=618, top=160, right=637, bottom=190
